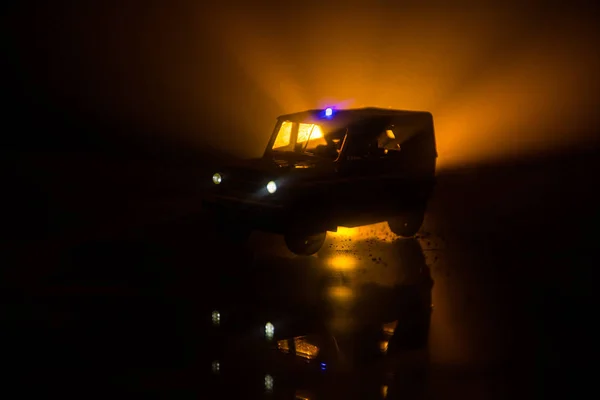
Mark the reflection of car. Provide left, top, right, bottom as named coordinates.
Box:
left=203, top=107, right=437, bottom=255
left=204, top=239, right=433, bottom=398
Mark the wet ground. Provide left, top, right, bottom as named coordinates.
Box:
left=1, top=149, right=597, bottom=398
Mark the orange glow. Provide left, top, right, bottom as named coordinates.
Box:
left=20, top=5, right=600, bottom=168
left=297, top=123, right=324, bottom=143
left=318, top=222, right=411, bottom=289
left=327, top=286, right=353, bottom=300
left=294, top=337, right=319, bottom=360
left=332, top=226, right=359, bottom=237
left=204, top=6, right=600, bottom=166
left=273, top=121, right=325, bottom=150
left=379, top=340, right=389, bottom=354
left=273, top=121, right=293, bottom=149
left=328, top=222, right=399, bottom=243
left=327, top=254, right=358, bottom=271
left=277, top=339, right=290, bottom=354
left=382, top=320, right=398, bottom=336
left=382, top=385, right=388, bottom=399
left=295, top=391, right=312, bottom=400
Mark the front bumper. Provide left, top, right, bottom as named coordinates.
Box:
left=203, top=193, right=285, bottom=210
left=202, top=193, right=287, bottom=232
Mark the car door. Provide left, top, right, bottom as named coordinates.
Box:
left=373, top=126, right=404, bottom=184
left=335, top=132, right=383, bottom=209
left=374, top=123, right=435, bottom=206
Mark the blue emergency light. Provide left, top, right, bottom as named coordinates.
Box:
left=325, top=107, right=333, bottom=117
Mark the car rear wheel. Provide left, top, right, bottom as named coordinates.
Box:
left=387, top=210, right=425, bottom=237
left=284, top=230, right=327, bottom=256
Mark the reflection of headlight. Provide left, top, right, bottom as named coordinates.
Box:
left=212, top=173, right=222, bottom=184
left=264, top=374, right=274, bottom=392
left=265, top=322, right=275, bottom=340
left=266, top=181, right=277, bottom=194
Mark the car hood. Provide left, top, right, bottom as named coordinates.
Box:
left=224, top=154, right=332, bottom=176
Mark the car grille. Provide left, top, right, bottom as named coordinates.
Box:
left=221, top=177, right=266, bottom=196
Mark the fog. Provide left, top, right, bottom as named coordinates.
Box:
left=5, top=1, right=600, bottom=168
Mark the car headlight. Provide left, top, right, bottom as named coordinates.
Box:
left=212, top=173, right=222, bottom=185
left=266, top=180, right=277, bottom=194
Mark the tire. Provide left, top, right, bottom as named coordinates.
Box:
left=387, top=210, right=425, bottom=237
left=284, top=196, right=330, bottom=256
left=284, top=231, right=327, bottom=256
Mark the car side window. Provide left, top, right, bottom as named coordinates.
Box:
left=376, top=127, right=402, bottom=155
left=345, top=136, right=372, bottom=160
left=344, top=124, right=401, bottom=161
left=347, top=129, right=401, bottom=160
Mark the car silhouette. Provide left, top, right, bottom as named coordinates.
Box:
left=203, top=107, right=437, bottom=255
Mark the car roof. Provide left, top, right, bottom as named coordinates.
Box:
left=278, top=107, right=431, bottom=121
left=277, top=107, right=433, bottom=133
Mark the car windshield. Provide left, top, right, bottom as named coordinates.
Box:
left=271, top=120, right=346, bottom=160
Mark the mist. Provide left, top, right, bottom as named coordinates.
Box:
left=4, top=1, right=600, bottom=168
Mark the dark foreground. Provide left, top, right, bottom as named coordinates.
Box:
left=2, top=145, right=598, bottom=398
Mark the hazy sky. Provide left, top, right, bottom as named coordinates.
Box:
left=5, top=1, right=600, bottom=167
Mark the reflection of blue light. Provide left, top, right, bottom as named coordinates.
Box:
left=320, top=362, right=327, bottom=371
left=325, top=107, right=333, bottom=117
